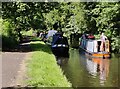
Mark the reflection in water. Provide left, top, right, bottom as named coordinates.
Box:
left=86, top=58, right=98, bottom=77
left=61, top=49, right=119, bottom=87
left=99, top=58, right=110, bottom=85
left=56, top=57, right=69, bottom=66
left=86, top=57, right=110, bottom=86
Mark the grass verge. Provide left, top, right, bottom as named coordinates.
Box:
left=26, top=41, right=72, bottom=87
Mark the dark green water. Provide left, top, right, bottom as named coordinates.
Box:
left=59, top=49, right=119, bottom=87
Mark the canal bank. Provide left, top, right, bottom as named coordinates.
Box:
left=61, top=49, right=119, bottom=88
left=25, top=41, right=72, bottom=87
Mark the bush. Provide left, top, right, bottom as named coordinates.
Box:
left=111, top=36, right=120, bottom=53
left=2, top=19, right=19, bottom=50
left=2, top=35, right=18, bottom=49
left=21, top=29, right=34, bottom=36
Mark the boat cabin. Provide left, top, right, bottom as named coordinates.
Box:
left=51, top=33, right=69, bottom=57
left=80, top=37, right=110, bottom=58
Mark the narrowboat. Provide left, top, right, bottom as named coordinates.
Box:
left=51, top=34, right=69, bottom=57
left=79, top=37, right=110, bottom=58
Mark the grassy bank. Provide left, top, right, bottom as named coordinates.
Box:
left=26, top=41, right=71, bottom=87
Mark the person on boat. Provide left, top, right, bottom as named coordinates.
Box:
left=47, top=29, right=57, bottom=38
left=88, top=33, right=95, bottom=40
left=52, top=30, right=68, bottom=46
left=81, top=33, right=87, bottom=49
left=46, top=23, right=58, bottom=44
left=39, top=31, right=43, bottom=38
left=100, top=32, right=107, bottom=52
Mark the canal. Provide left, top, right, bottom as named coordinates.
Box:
left=58, top=49, right=119, bottom=88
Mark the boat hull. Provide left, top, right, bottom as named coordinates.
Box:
left=51, top=46, right=69, bottom=57
left=51, top=35, right=69, bottom=57
left=79, top=46, right=110, bottom=58
left=92, top=53, right=110, bottom=58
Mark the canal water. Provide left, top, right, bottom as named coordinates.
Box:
left=58, top=49, right=119, bottom=87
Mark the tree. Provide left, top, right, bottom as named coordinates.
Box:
left=2, top=2, right=60, bottom=42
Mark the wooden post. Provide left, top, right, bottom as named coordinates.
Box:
left=105, top=40, right=110, bottom=52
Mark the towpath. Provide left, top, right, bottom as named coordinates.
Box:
left=1, top=42, right=31, bottom=88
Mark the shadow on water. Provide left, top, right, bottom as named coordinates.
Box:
left=61, top=49, right=119, bottom=88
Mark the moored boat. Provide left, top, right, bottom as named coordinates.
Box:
left=79, top=36, right=110, bottom=58
left=51, top=33, right=69, bottom=57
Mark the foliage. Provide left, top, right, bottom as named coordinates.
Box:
left=91, top=2, right=120, bottom=53
left=2, top=2, right=60, bottom=47
left=21, top=29, right=34, bottom=36
left=2, top=19, right=19, bottom=49
left=26, top=41, right=72, bottom=87
left=2, top=2, right=120, bottom=53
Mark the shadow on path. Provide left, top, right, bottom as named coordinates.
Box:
left=2, top=36, right=42, bottom=53
left=2, top=36, right=52, bottom=55
left=30, top=42, right=52, bottom=54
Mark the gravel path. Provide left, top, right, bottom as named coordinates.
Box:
left=2, top=52, right=27, bottom=87
left=2, top=42, right=31, bottom=88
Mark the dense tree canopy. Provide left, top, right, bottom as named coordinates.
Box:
left=2, top=2, right=120, bottom=53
